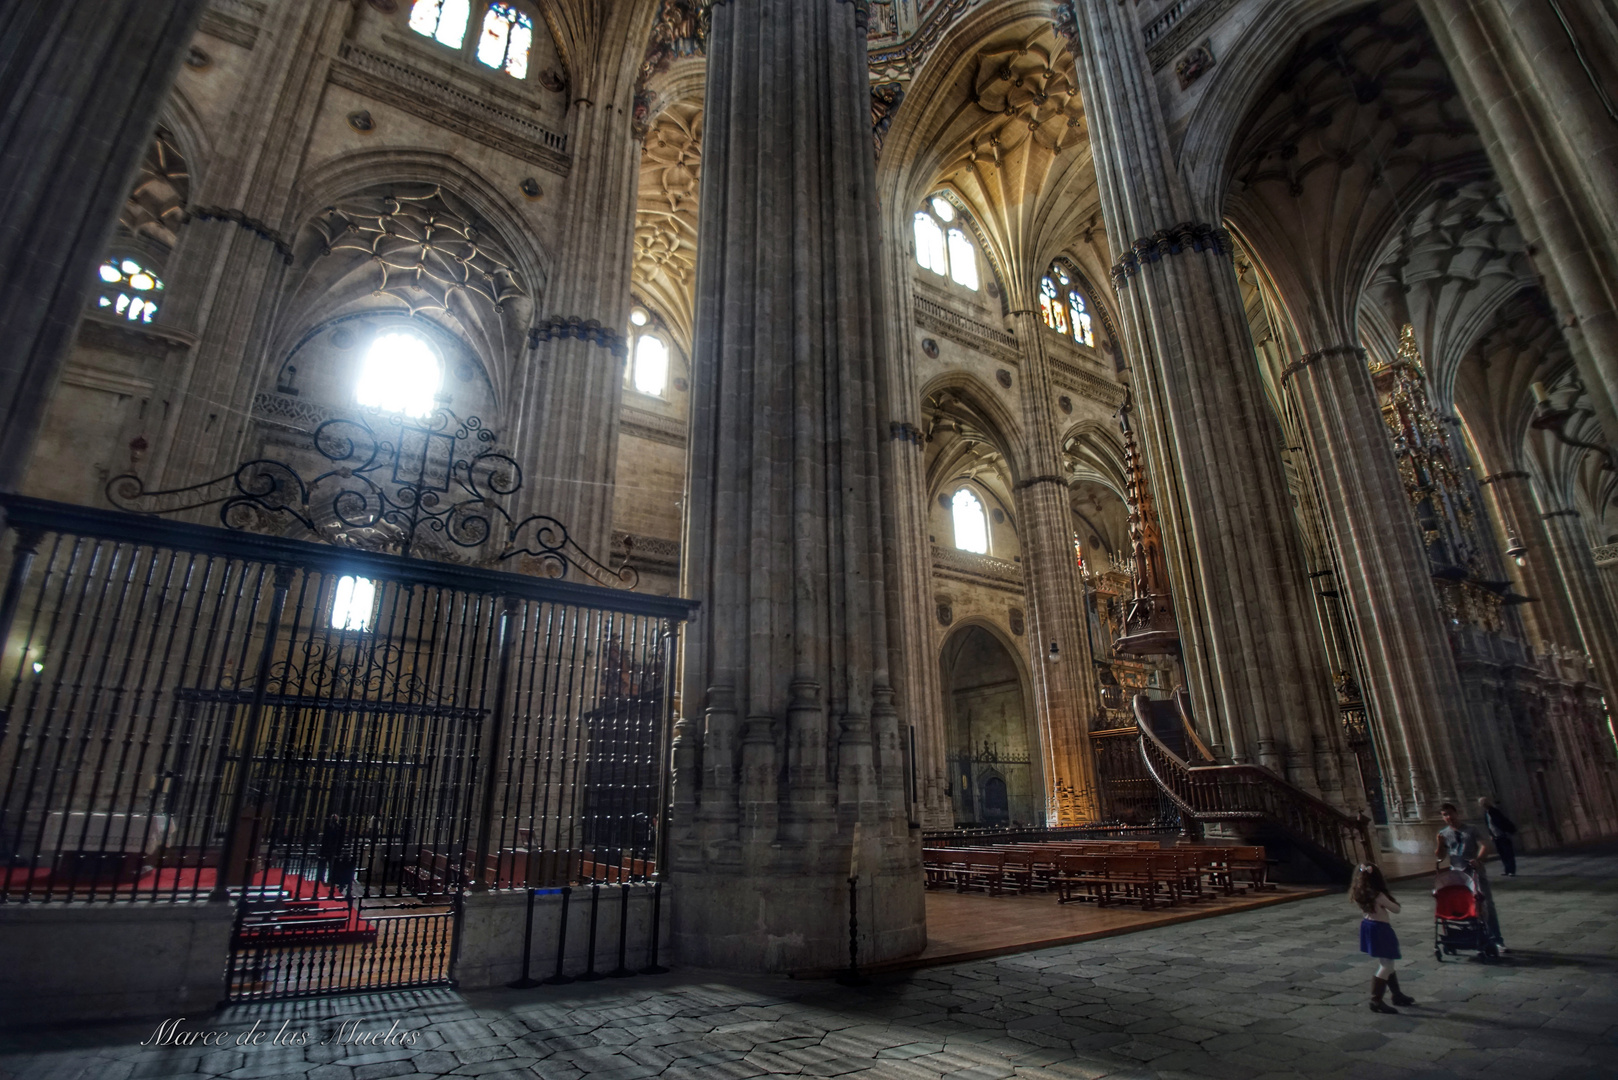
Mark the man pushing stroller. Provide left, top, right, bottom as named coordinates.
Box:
left=1435, top=802, right=1506, bottom=955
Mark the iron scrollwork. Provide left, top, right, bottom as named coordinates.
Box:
left=107, top=408, right=637, bottom=588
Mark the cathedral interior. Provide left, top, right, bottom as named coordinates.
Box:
left=2, top=0, right=1617, bottom=1024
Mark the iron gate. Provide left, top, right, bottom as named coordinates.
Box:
left=0, top=494, right=693, bottom=1001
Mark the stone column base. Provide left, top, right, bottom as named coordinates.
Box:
left=670, top=861, right=925, bottom=973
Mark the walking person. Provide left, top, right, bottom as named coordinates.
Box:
left=1436, top=803, right=1505, bottom=955
left=1351, top=863, right=1415, bottom=1013
left=1479, top=797, right=1518, bottom=876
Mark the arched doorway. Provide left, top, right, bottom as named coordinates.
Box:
left=941, top=625, right=1040, bottom=827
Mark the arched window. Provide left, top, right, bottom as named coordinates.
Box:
left=356, top=330, right=442, bottom=418
left=947, top=229, right=979, bottom=291
left=1038, top=276, right=1068, bottom=336
left=96, top=258, right=163, bottom=323
left=626, top=306, right=670, bottom=397
left=913, top=195, right=980, bottom=291
left=913, top=212, right=948, bottom=277
left=951, top=488, right=989, bottom=554
left=409, top=0, right=470, bottom=47
left=476, top=2, right=533, bottom=79
left=1040, top=263, right=1095, bottom=347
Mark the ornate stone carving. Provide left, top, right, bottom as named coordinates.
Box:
left=120, top=131, right=189, bottom=252
left=1109, top=221, right=1232, bottom=287
left=310, top=186, right=526, bottom=315
left=621, top=404, right=687, bottom=447
left=634, top=103, right=702, bottom=339
left=960, top=29, right=1086, bottom=167
left=912, top=289, right=1019, bottom=362
left=329, top=42, right=571, bottom=175
left=1175, top=40, right=1216, bottom=90
left=872, top=82, right=905, bottom=158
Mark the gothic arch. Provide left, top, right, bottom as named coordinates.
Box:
left=936, top=618, right=1045, bottom=826
left=282, top=149, right=552, bottom=292
left=1176, top=0, right=1389, bottom=214
left=921, top=372, right=1028, bottom=486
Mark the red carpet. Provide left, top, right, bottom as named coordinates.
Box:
left=2, top=864, right=377, bottom=946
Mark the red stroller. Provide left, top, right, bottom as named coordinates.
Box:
left=1433, top=865, right=1498, bottom=962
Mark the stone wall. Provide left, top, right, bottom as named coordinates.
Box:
left=0, top=901, right=234, bottom=1026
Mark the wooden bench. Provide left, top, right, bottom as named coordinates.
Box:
left=922, top=848, right=1006, bottom=894
left=1226, top=845, right=1272, bottom=891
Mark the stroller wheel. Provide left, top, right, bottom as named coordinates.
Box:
left=1434, top=948, right=1442, bottom=961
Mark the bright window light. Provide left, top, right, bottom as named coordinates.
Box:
left=632, top=334, right=669, bottom=397
left=410, top=0, right=470, bottom=47
left=330, top=576, right=376, bottom=632
left=947, top=229, right=979, bottom=291
left=356, top=331, right=441, bottom=418
left=930, top=196, right=956, bottom=222
left=913, top=212, right=949, bottom=276
left=951, top=488, right=989, bottom=555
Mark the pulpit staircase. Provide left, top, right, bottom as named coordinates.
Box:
left=1133, top=690, right=1373, bottom=883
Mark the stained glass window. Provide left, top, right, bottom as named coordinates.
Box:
left=1069, top=292, right=1093, bottom=347
left=409, top=0, right=470, bottom=47
left=1039, top=276, right=1069, bottom=335
left=477, top=3, right=533, bottom=79
left=951, top=488, right=990, bottom=555
left=96, top=258, right=163, bottom=323
left=356, top=330, right=442, bottom=418
left=1042, top=263, right=1096, bottom=347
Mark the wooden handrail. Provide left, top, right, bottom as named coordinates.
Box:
left=1134, top=695, right=1373, bottom=872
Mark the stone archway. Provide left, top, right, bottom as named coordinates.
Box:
left=940, top=624, right=1040, bottom=827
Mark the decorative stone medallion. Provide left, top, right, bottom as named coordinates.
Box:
left=921, top=337, right=940, bottom=359
left=1009, top=606, right=1025, bottom=636
left=996, top=369, right=1013, bottom=388
left=937, top=602, right=953, bottom=627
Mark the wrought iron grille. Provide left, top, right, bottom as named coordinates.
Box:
left=0, top=495, right=695, bottom=910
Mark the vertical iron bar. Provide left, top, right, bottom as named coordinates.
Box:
left=541, top=884, right=573, bottom=985
left=473, top=595, right=519, bottom=889
left=578, top=882, right=602, bottom=981
left=610, top=880, right=631, bottom=977
left=641, top=880, right=667, bottom=974
left=508, top=886, right=540, bottom=988
left=212, top=565, right=292, bottom=903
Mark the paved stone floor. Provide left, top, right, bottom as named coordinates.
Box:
left=3, top=850, right=1615, bottom=1080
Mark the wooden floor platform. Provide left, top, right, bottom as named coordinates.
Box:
left=819, top=883, right=1332, bottom=977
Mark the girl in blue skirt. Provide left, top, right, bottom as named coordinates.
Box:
left=1351, top=863, right=1415, bottom=1013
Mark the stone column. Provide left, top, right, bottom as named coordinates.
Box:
left=1478, top=470, right=1584, bottom=650
left=1421, top=0, right=1618, bottom=447
left=154, top=0, right=352, bottom=489
left=1071, top=3, right=1342, bottom=799
left=1281, top=346, right=1475, bottom=828
left=669, top=0, right=922, bottom=972
left=1008, top=312, right=1100, bottom=824
left=509, top=12, right=653, bottom=559
left=1541, top=507, right=1618, bottom=708
left=0, top=0, right=209, bottom=494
